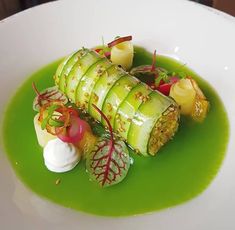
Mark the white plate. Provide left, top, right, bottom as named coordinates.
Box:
left=0, top=0, right=235, bottom=229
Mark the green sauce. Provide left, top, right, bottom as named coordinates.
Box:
left=2, top=47, right=229, bottom=216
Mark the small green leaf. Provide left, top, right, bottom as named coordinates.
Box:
left=177, top=71, right=187, bottom=79
left=40, top=104, right=60, bottom=130
left=41, top=116, right=49, bottom=130
left=48, top=118, right=64, bottom=127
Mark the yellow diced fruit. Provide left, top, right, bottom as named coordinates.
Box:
left=75, top=131, right=97, bottom=158
left=34, top=114, right=56, bottom=147
left=110, top=41, right=134, bottom=70
left=189, top=78, right=209, bottom=122
left=169, top=78, right=196, bottom=115
left=191, top=97, right=209, bottom=122
left=189, top=78, right=206, bottom=99
left=170, top=77, right=209, bottom=122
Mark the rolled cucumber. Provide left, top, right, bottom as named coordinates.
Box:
left=65, top=50, right=101, bottom=102
left=114, top=82, right=152, bottom=140
left=127, top=91, right=175, bottom=156
left=57, top=49, right=89, bottom=93
left=75, top=57, right=112, bottom=110
left=55, top=48, right=179, bottom=156
left=88, top=65, right=127, bottom=121
left=101, top=75, right=139, bottom=127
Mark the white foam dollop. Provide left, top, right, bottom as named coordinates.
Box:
left=43, top=138, right=81, bottom=173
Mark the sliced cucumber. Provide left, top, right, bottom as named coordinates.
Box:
left=101, top=75, right=139, bottom=127
left=65, top=50, right=101, bottom=102
left=54, top=51, right=76, bottom=86
left=88, top=65, right=127, bottom=121
left=54, top=48, right=179, bottom=156
left=127, top=91, right=173, bottom=155
left=75, top=57, right=112, bottom=110
left=114, top=82, right=152, bottom=140
left=59, top=49, right=89, bottom=92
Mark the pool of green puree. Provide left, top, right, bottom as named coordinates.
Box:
left=2, top=47, right=229, bottom=216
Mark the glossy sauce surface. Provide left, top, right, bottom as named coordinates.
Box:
left=2, top=47, right=229, bottom=216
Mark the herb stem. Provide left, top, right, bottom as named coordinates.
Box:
left=151, top=50, right=156, bottom=72
left=92, top=104, right=114, bottom=143
left=32, top=82, right=41, bottom=96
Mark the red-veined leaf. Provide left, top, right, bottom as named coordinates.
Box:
left=32, top=83, right=68, bottom=111
left=86, top=104, right=130, bottom=187
left=86, top=138, right=130, bottom=187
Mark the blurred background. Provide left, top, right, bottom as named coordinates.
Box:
left=0, top=0, right=235, bottom=20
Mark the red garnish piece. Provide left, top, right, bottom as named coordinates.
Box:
left=156, top=83, right=172, bottom=96
left=95, top=48, right=102, bottom=53
left=104, top=51, right=111, bottom=57
left=94, top=49, right=111, bottom=58
left=57, top=115, right=89, bottom=143
left=86, top=104, right=130, bottom=187
left=107, top=35, right=132, bottom=48
left=156, top=76, right=179, bottom=96
left=38, top=102, right=90, bottom=142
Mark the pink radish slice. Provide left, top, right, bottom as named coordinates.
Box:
left=57, top=116, right=90, bottom=143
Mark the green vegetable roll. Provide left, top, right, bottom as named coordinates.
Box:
left=54, top=48, right=179, bottom=156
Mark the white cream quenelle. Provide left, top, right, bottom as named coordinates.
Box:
left=43, top=138, right=81, bottom=173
